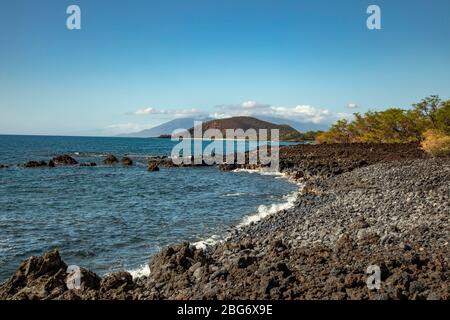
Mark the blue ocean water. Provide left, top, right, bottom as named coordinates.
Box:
left=0, top=135, right=299, bottom=281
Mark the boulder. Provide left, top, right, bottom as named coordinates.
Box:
left=0, top=250, right=103, bottom=300
left=147, top=162, right=160, bottom=172
left=103, top=154, right=119, bottom=165
left=157, top=159, right=178, bottom=168
left=77, top=268, right=101, bottom=291
left=100, top=272, right=133, bottom=292
left=0, top=249, right=68, bottom=300
left=52, top=155, right=78, bottom=165
left=22, top=160, right=48, bottom=168
left=121, top=157, right=133, bottom=166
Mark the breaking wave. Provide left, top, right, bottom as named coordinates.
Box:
left=193, top=169, right=303, bottom=250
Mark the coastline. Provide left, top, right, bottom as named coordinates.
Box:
left=1, top=143, right=449, bottom=300
left=124, top=168, right=300, bottom=278
left=192, top=169, right=303, bottom=251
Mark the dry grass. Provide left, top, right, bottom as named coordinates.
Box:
left=421, top=129, right=450, bottom=157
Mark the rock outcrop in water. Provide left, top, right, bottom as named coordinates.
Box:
left=1, top=143, right=448, bottom=300
left=121, top=157, right=133, bottom=166
left=21, top=160, right=49, bottom=168
left=18, top=155, right=78, bottom=168
left=103, top=154, right=119, bottom=165
left=52, top=155, right=78, bottom=166
left=147, top=162, right=160, bottom=172
left=0, top=249, right=136, bottom=300
left=80, top=162, right=97, bottom=167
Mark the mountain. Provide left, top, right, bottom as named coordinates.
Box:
left=119, top=117, right=212, bottom=138
left=188, top=116, right=299, bottom=139
left=118, top=115, right=327, bottom=138
left=256, top=115, right=328, bottom=132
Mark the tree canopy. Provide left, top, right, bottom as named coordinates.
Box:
left=316, top=96, right=450, bottom=144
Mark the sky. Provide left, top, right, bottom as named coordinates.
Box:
left=0, top=0, right=449, bottom=136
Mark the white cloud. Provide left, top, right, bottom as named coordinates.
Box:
left=241, top=101, right=270, bottom=109
left=269, top=105, right=331, bottom=123
left=133, top=107, right=205, bottom=118
left=213, top=101, right=342, bottom=124
left=134, top=107, right=164, bottom=115
left=173, top=108, right=205, bottom=117
left=242, top=101, right=257, bottom=108
left=347, top=103, right=359, bottom=109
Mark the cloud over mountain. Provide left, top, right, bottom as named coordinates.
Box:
left=212, top=101, right=345, bottom=124
left=132, top=107, right=206, bottom=118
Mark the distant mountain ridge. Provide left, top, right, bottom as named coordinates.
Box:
left=119, top=116, right=328, bottom=138
left=119, top=117, right=212, bottom=138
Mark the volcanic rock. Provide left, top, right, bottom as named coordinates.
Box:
left=121, top=157, right=133, bottom=166
left=103, top=154, right=119, bottom=165
left=52, top=155, right=78, bottom=165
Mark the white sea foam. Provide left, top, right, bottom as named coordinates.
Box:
left=223, top=192, right=247, bottom=197
left=193, top=234, right=222, bottom=250
left=232, top=168, right=285, bottom=176
left=127, top=264, right=150, bottom=279
left=237, top=190, right=299, bottom=227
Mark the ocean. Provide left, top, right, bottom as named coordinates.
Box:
left=0, top=135, right=299, bottom=281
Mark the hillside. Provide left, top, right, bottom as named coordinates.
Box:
left=188, top=116, right=299, bottom=139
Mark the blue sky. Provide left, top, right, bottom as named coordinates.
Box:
left=0, top=0, right=449, bottom=135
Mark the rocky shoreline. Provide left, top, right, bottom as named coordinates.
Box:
left=0, top=143, right=448, bottom=300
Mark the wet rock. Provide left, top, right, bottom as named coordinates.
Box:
left=103, top=154, right=119, bottom=165
left=22, top=160, right=48, bottom=168
left=52, top=155, right=78, bottom=165
left=147, top=162, right=160, bottom=172
left=80, top=162, right=97, bottom=167
left=121, top=157, right=133, bottom=166
left=218, top=163, right=238, bottom=171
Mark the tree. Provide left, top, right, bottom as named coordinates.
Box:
left=433, top=100, right=450, bottom=135
left=412, top=95, right=441, bottom=128
left=315, top=95, right=449, bottom=144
